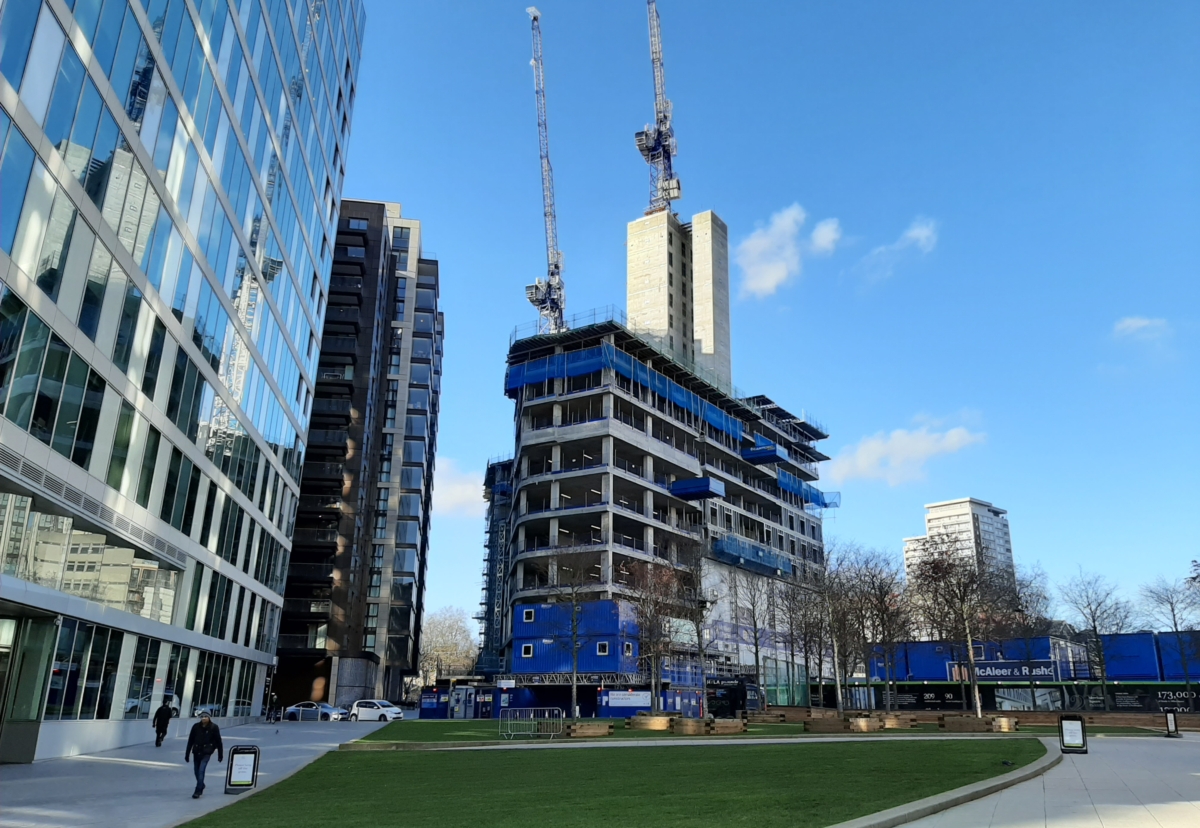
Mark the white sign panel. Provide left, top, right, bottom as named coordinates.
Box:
left=229, top=753, right=256, bottom=786
left=1061, top=719, right=1084, bottom=749
left=608, top=691, right=652, bottom=707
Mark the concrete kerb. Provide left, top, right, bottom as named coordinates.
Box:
left=825, top=737, right=1062, bottom=828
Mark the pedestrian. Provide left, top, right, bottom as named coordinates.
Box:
left=184, top=711, right=223, bottom=798
left=153, top=699, right=174, bottom=747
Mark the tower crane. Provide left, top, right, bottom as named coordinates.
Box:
left=635, top=0, right=681, bottom=214
left=525, top=7, right=567, bottom=334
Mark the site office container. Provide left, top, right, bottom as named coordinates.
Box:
left=1099, top=633, right=1161, bottom=681
left=511, top=635, right=639, bottom=674
left=1156, top=632, right=1200, bottom=682
left=596, top=688, right=704, bottom=718
left=512, top=600, right=638, bottom=639
left=870, top=641, right=1004, bottom=682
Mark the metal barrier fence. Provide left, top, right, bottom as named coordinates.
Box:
left=499, top=707, right=564, bottom=739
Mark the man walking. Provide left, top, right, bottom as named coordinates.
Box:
left=184, top=712, right=223, bottom=798
left=153, top=699, right=174, bottom=747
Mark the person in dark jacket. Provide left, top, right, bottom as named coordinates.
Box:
left=152, top=700, right=174, bottom=747
left=184, top=712, right=223, bottom=798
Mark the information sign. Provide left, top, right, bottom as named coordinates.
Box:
left=224, top=745, right=261, bottom=795
left=1058, top=714, right=1087, bottom=754
left=1165, top=711, right=1181, bottom=738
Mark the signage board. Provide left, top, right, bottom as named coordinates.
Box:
left=608, top=690, right=652, bottom=707
left=1165, top=711, right=1180, bottom=737
left=224, top=745, right=261, bottom=795
left=497, top=680, right=516, bottom=689
left=1059, top=714, right=1087, bottom=754
left=948, top=661, right=1059, bottom=682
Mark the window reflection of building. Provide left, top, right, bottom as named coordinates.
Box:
left=0, top=494, right=179, bottom=626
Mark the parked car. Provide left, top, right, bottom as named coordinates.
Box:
left=284, top=701, right=350, bottom=721
left=349, top=699, right=404, bottom=722
left=126, top=693, right=179, bottom=718
left=191, top=703, right=226, bottom=718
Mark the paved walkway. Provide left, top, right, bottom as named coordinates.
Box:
left=907, top=733, right=1200, bottom=827
left=0, top=720, right=386, bottom=828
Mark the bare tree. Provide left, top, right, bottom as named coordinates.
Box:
left=994, top=564, right=1054, bottom=710
left=676, top=539, right=717, bottom=704
left=856, top=549, right=913, bottom=712
left=628, top=560, right=679, bottom=714
left=419, top=607, right=478, bottom=687
left=1059, top=569, right=1134, bottom=711
left=552, top=559, right=597, bottom=720
left=909, top=531, right=1007, bottom=717
left=1140, top=577, right=1200, bottom=712
left=728, top=570, right=772, bottom=687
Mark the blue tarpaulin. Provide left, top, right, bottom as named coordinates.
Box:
left=506, top=343, right=744, bottom=442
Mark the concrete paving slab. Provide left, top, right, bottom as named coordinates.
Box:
left=0, top=720, right=386, bottom=828
left=905, top=733, right=1200, bottom=828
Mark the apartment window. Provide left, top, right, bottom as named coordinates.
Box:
left=348, top=218, right=368, bottom=230
left=521, top=644, right=533, bottom=658
left=364, top=633, right=376, bottom=649
left=523, top=609, right=535, bottom=623
left=596, top=642, right=609, bottom=656
left=376, top=488, right=389, bottom=512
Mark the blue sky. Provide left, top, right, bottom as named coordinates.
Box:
left=341, top=1, right=1199, bottom=620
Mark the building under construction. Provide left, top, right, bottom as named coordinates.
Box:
left=474, top=3, right=838, bottom=713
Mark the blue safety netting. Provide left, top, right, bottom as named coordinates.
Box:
left=505, top=343, right=745, bottom=442
left=778, top=468, right=840, bottom=509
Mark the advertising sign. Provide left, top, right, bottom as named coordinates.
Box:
left=224, top=745, right=260, bottom=795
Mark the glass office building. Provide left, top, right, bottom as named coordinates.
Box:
left=0, top=0, right=363, bottom=761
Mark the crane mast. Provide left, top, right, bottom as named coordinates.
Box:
left=525, top=7, right=566, bottom=334
left=635, top=0, right=681, bottom=213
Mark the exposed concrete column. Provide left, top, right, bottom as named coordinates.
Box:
left=551, top=445, right=561, bottom=472
left=601, top=547, right=613, bottom=584
left=550, top=480, right=560, bottom=509
left=601, top=511, right=612, bottom=542
left=517, top=560, right=525, bottom=589
left=602, top=435, right=613, bottom=466
left=521, top=455, right=529, bottom=479
left=519, top=488, right=528, bottom=516
left=644, top=454, right=654, bottom=483
left=601, top=471, right=612, bottom=503
left=552, top=403, right=562, bottom=426
left=518, top=524, right=526, bottom=551
left=549, top=556, right=558, bottom=586
left=602, top=392, right=613, bottom=419
left=644, top=525, right=655, bottom=555
left=549, top=517, right=559, bottom=547
left=645, top=413, right=654, bottom=436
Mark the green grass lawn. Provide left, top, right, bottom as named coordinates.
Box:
left=184, top=739, right=1044, bottom=828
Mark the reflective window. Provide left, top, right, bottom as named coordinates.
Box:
left=123, top=636, right=161, bottom=719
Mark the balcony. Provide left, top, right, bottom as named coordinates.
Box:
left=320, top=337, right=358, bottom=356
left=311, top=397, right=352, bottom=424
left=303, top=462, right=346, bottom=483
left=276, top=633, right=328, bottom=652
left=323, top=306, right=362, bottom=332
left=329, top=277, right=363, bottom=303
left=282, top=599, right=333, bottom=616
left=286, top=562, right=335, bottom=582
left=291, top=528, right=340, bottom=547
left=308, top=429, right=349, bottom=448
left=298, top=494, right=343, bottom=515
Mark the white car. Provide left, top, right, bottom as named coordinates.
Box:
left=349, top=699, right=404, bottom=722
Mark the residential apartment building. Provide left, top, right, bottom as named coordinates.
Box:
left=276, top=201, right=441, bottom=706
left=903, top=497, right=1015, bottom=580
left=0, top=0, right=363, bottom=760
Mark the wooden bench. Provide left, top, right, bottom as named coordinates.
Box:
left=625, top=715, right=674, bottom=731
left=881, top=714, right=919, bottom=729
left=805, top=718, right=851, bottom=733
left=743, top=712, right=786, bottom=724
left=707, top=718, right=748, bottom=735
left=565, top=721, right=614, bottom=738
left=847, top=717, right=882, bottom=732
left=940, top=715, right=998, bottom=733
left=672, top=718, right=708, bottom=735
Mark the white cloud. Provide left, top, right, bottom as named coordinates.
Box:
left=828, top=426, right=985, bottom=486
left=809, top=218, right=842, bottom=255
left=855, top=216, right=939, bottom=284
left=736, top=203, right=806, bottom=298
left=1113, top=316, right=1171, bottom=341
left=431, top=459, right=484, bottom=518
